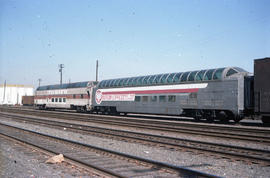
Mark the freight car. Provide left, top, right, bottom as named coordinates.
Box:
left=34, top=81, right=97, bottom=112
left=254, top=58, right=270, bottom=123
left=22, top=96, right=34, bottom=106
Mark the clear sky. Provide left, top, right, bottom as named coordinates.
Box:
left=0, top=0, right=269, bottom=88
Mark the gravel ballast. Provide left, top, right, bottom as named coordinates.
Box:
left=0, top=136, right=99, bottom=178
left=0, top=115, right=270, bottom=177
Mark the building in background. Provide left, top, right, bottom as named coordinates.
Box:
left=0, top=84, right=34, bottom=105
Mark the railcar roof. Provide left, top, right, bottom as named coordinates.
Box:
left=98, top=67, right=248, bottom=88
left=37, top=81, right=90, bottom=91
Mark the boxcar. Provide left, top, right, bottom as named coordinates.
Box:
left=22, top=96, right=34, bottom=106
left=254, top=58, right=270, bottom=123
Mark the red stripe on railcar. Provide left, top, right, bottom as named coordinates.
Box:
left=102, top=88, right=199, bottom=95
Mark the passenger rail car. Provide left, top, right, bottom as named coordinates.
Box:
left=93, top=67, right=250, bottom=122
left=35, top=57, right=270, bottom=124
left=34, top=81, right=96, bottom=112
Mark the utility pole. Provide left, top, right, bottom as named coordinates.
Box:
left=59, top=64, right=64, bottom=85
left=2, top=80, right=6, bottom=103
left=96, top=60, right=98, bottom=82
left=38, top=78, right=42, bottom=87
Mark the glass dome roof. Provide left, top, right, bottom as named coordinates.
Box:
left=98, top=67, right=247, bottom=88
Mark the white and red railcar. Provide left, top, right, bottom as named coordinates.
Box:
left=34, top=81, right=96, bottom=112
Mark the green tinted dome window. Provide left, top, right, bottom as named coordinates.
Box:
left=195, top=70, right=206, bottom=81
left=123, top=78, right=130, bottom=86
left=106, top=80, right=113, bottom=87
left=131, top=77, right=140, bottom=86
left=108, top=79, right=115, bottom=87
left=136, top=76, right=144, bottom=86
left=100, top=80, right=105, bottom=87
left=153, top=74, right=163, bottom=84
left=167, top=73, right=177, bottom=83
left=142, top=75, right=151, bottom=85
left=113, top=79, right=120, bottom=87
left=204, top=69, right=215, bottom=80
left=147, top=75, right=156, bottom=84
left=213, top=68, right=225, bottom=80
left=118, top=78, right=126, bottom=86
left=107, top=80, right=114, bottom=87
left=226, top=68, right=238, bottom=77
left=180, top=72, right=190, bottom=82
left=97, top=67, right=245, bottom=88
left=160, top=73, right=170, bottom=84
left=188, top=71, right=198, bottom=81
left=172, top=73, right=182, bottom=83
left=110, top=80, right=116, bottom=87
left=127, top=77, right=134, bottom=86
left=99, top=80, right=105, bottom=88
left=37, top=81, right=90, bottom=91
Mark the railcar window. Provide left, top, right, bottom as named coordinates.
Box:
left=99, top=81, right=105, bottom=88
left=213, top=68, right=225, bottom=80
left=180, top=72, right=190, bottom=82
left=135, top=96, right=141, bottom=102
left=63, top=98, right=66, bottom=102
left=128, top=77, right=135, bottom=86
left=136, top=77, right=144, bottom=86
left=153, top=74, right=163, bottom=84
left=151, top=96, right=157, bottom=102
left=159, top=95, right=166, bottom=102
left=110, top=79, right=117, bottom=87
left=195, top=70, right=206, bottom=81
left=142, top=75, right=151, bottom=85
left=142, top=96, right=148, bottom=102
left=160, top=74, right=169, bottom=84
left=168, top=95, right=176, bottom=102
left=107, top=80, right=114, bottom=87
left=167, top=73, right=177, bottom=83
left=172, top=73, right=182, bottom=83
left=188, top=71, right=198, bottom=81
left=55, top=98, right=58, bottom=102
left=226, top=69, right=238, bottom=77
left=118, top=78, right=125, bottom=86
left=114, top=79, right=121, bottom=87
left=147, top=75, right=156, bottom=85
left=52, top=98, right=54, bottom=102
left=204, top=69, right=215, bottom=80
left=101, top=80, right=107, bottom=88
left=123, top=78, right=130, bottom=86
left=59, top=98, right=62, bottom=102
left=73, top=94, right=76, bottom=99
left=132, top=77, right=140, bottom=86
left=108, top=80, right=114, bottom=87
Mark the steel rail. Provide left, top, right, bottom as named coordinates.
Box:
left=0, top=122, right=220, bottom=178
left=1, top=108, right=270, bottom=144
left=1, top=113, right=270, bottom=166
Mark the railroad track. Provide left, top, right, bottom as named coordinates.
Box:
left=0, top=123, right=218, bottom=178
left=1, top=107, right=270, bottom=145
left=1, top=112, right=270, bottom=166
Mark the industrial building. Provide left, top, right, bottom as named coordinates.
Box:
left=0, top=84, right=34, bottom=105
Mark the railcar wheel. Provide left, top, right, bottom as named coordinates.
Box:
left=233, top=116, right=241, bottom=123
left=262, top=116, right=270, bottom=124
left=203, top=110, right=214, bottom=122
left=217, top=111, right=229, bottom=123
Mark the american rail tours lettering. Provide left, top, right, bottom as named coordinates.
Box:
left=95, top=89, right=135, bottom=104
